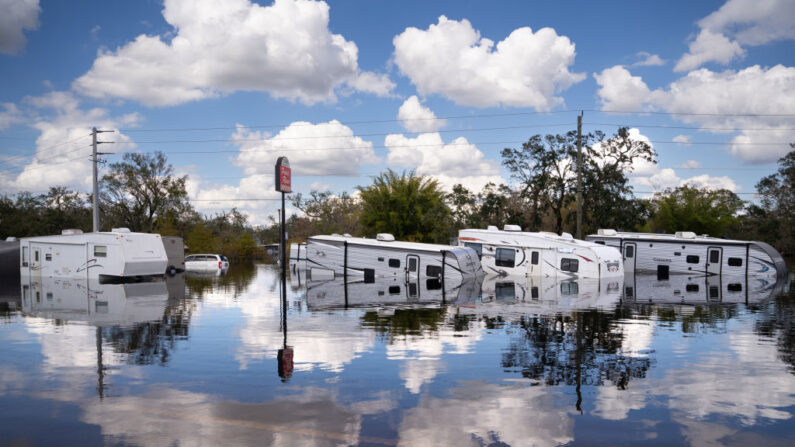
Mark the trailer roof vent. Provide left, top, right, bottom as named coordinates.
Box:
left=487, top=225, right=499, bottom=231
left=504, top=225, right=522, bottom=232
left=376, top=233, right=395, bottom=242
left=5, top=236, right=17, bottom=241
left=560, top=232, right=574, bottom=240
left=111, top=228, right=131, bottom=233
left=675, top=231, right=696, bottom=239
left=343, top=233, right=352, bottom=238
left=597, top=229, right=617, bottom=236
left=62, top=229, right=83, bottom=235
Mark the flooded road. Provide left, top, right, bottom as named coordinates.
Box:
left=1, top=264, right=793, bottom=446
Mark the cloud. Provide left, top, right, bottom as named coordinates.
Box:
left=674, top=30, right=745, bottom=72
left=233, top=120, right=379, bottom=177
left=676, top=0, right=795, bottom=71
left=0, top=0, right=40, bottom=55
left=594, top=64, right=795, bottom=163
left=0, top=103, right=24, bottom=129
left=73, top=0, right=392, bottom=106
left=0, top=92, right=138, bottom=194
left=673, top=135, right=692, bottom=145
left=632, top=52, right=665, bottom=67
left=397, top=96, right=446, bottom=133
left=393, top=16, right=584, bottom=109
left=385, top=132, right=503, bottom=192
left=680, top=159, right=700, bottom=169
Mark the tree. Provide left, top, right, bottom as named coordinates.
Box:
left=744, top=147, right=794, bottom=255
left=102, top=151, right=191, bottom=232
left=185, top=222, right=217, bottom=253
left=357, top=170, right=452, bottom=243
left=646, top=185, right=744, bottom=237
left=291, top=190, right=362, bottom=236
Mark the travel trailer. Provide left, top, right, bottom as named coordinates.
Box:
left=306, top=234, right=482, bottom=289
left=457, top=226, right=623, bottom=279
left=161, top=236, right=185, bottom=274
left=19, top=229, right=168, bottom=281
left=586, top=229, right=787, bottom=279
left=305, top=276, right=482, bottom=310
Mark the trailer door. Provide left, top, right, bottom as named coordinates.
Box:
left=623, top=243, right=636, bottom=274
left=528, top=250, right=541, bottom=277
left=405, top=254, right=420, bottom=298
left=707, top=246, right=722, bottom=276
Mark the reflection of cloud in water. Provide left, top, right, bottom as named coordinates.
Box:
left=398, top=381, right=573, bottom=447
left=196, top=267, right=376, bottom=372
left=81, top=387, right=364, bottom=447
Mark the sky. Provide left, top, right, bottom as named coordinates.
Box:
left=0, top=0, right=793, bottom=226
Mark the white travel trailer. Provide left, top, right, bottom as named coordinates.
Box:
left=457, top=226, right=623, bottom=279
left=306, top=234, right=482, bottom=289
left=586, top=229, right=788, bottom=280
left=289, top=242, right=307, bottom=273
left=19, top=229, right=168, bottom=281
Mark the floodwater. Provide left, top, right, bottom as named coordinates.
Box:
left=0, top=264, right=793, bottom=447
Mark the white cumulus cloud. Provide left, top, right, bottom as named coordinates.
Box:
left=397, top=96, right=446, bottom=133
left=594, top=64, right=795, bottom=163
left=393, top=16, right=584, bottom=109
left=0, top=0, right=40, bottom=55
left=676, top=0, right=795, bottom=71
left=73, top=0, right=392, bottom=106
left=673, top=135, right=692, bottom=145
left=632, top=52, right=665, bottom=67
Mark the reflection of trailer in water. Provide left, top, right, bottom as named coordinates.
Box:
left=289, top=243, right=307, bottom=273
left=20, top=276, right=168, bottom=325
left=455, top=274, right=622, bottom=315
left=621, top=273, right=786, bottom=306
left=305, top=276, right=481, bottom=310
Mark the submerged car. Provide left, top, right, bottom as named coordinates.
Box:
left=184, top=254, right=230, bottom=272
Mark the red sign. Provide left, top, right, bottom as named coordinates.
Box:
left=275, top=156, right=291, bottom=193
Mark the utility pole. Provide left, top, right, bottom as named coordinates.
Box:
left=576, top=111, right=583, bottom=240
left=91, top=127, right=113, bottom=232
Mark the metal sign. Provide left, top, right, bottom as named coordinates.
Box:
left=275, top=156, right=291, bottom=193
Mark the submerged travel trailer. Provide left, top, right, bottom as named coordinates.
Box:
left=19, top=229, right=168, bottom=281
left=457, top=226, right=623, bottom=279
left=586, top=229, right=788, bottom=280
left=622, top=273, right=786, bottom=307
left=306, top=234, right=482, bottom=288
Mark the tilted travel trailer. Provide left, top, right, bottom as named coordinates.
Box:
left=306, top=234, right=482, bottom=289
left=457, top=226, right=623, bottom=279
left=305, top=276, right=482, bottom=310
left=19, top=229, right=168, bottom=281
left=586, top=229, right=788, bottom=280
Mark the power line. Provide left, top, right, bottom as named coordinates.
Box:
left=0, top=133, right=91, bottom=167
left=582, top=108, right=795, bottom=117
left=585, top=122, right=795, bottom=131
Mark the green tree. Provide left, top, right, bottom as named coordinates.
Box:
left=744, top=147, right=794, bottom=255
left=291, top=190, right=362, bottom=235
left=646, top=185, right=744, bottom=237
left=357, top=170, right=452, bottom=243
left=185, top=222, right=217, bottom=253
left=102, top=151, right=191, bottom=232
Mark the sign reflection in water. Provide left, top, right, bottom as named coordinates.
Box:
left=0, top=262, right=793, bottom=446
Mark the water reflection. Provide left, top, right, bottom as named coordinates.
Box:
left=0, top=262, right=793, bottom=446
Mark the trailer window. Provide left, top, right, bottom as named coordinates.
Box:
left=561, top=281, right=579, bottom=295
left=389, top=286, right=400, bottom=295
left=495, top=282, right=515, bottom=300
left=686, top=284, right=699, bottom=292
left=594, top=241, right=605, bottom=245
left=464, top=242, right=482, bottom=259
left=426, top=265, right=442, bottom=278
left=45, top=253, right=52, bottom=261
left=728, top=257, right=742, bottom=267
left=624, top=245, right=634, bottom=258
left=560, top=258, right=579, bottom=272
left=531, top=251, right=539, bottom=265
left=22, top=247, right=28, bottom=266
left=34, top=251, right=39, bottom=262
left=94, top=245, right=107, bottom=257
left=495, top=248, right=515, bottom=267
left=686, top=255, right=699, bottom=264
left=709, top=250, right=720, bottom=264
left=531, top=287, right=539, bottom=299
left=388, top=259, right=400, bottom=268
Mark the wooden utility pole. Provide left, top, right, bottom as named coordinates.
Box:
left=91, top=127, right=113, bottom=232
left=576, top=111, right=583, bottom=240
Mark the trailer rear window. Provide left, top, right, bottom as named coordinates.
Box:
left=560, top=258, right=579, bottom=272
left=464, top=242, right=482, bottom=259
left=388, top=259, right=400, bottom=268
left=94, top=246, right=107, bottom=257
left=686, top=255, right=699, bottom=264
left=728, top=257, right=743, bottom=267
left=495, top=248, right=515, bottom=268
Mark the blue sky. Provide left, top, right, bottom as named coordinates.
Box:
left=1, top=0, right=793, bottom=225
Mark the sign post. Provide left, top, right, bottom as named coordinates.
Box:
left=275, top=156, right=293, bottom=380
